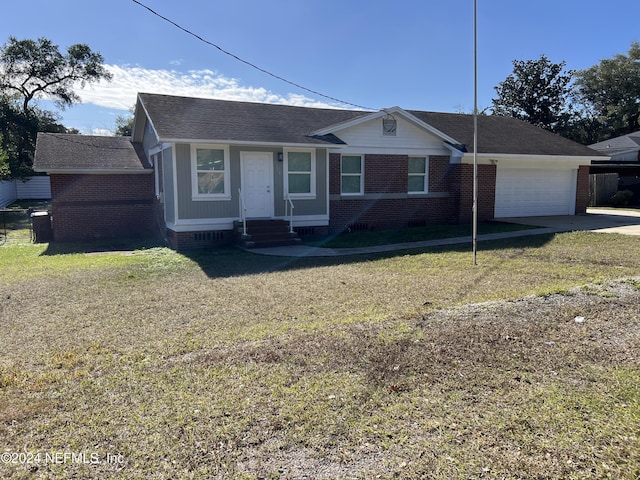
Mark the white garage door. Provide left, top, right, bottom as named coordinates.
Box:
left=494, top=168, right=576, bottom=218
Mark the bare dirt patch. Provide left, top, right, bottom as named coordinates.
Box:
left=165, top=278, right=640, bottom=479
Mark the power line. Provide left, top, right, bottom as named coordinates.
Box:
left=131, top=0, right=376, bottom=111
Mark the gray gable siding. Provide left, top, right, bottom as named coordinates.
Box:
left=173, top=143, right=328, bottom=221
left=162, top=145, right=175, bottom=224
left=275, top=148, right=328, bottom=217
left=142, top=119, right=159, bottom=156
left=175, top=143, right=238, bottom=220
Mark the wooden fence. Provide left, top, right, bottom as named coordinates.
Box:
left=589, top=173, right=618, bottom=207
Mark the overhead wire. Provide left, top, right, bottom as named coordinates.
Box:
left=131, top=0, right=377, bottom=112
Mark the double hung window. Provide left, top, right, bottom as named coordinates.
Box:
left=341, top=155, right=363, bottom=195
left=191, top=145, right=230, bottom=200
left=408, top=156, right=428, bottom=193
left=285, top=150, right=315, bottom=198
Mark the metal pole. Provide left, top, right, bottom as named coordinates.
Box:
left=472, top=0, right=478, bottom=266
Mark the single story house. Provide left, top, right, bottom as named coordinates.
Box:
left=590, top=130, right=640, bottom=164
left=34, top=93, right=605, bottom=249
left=589, top=131, right=640, bottom=203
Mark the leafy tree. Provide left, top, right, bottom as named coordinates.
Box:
left=491, top=55, right=574, bottom=133
left=0, top=36, right=112, bottom=114
left=0, top=36, right=111, bottom=179
left=0, top=133, right=10, bottom=179
left=574, top=42, right=640, bottom=141
left=115, top=108, right=134, bottom=136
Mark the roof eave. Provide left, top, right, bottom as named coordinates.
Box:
left=460, top=152, right=605, bottom=163
left=35, top=168, right=153, bottom=175
left=157, top=138, right=340, bottom=148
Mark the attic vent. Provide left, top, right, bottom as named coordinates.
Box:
left=382, top=114, right=397, bottom=136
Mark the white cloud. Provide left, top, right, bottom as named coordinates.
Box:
left=76, top=64, right=339, bottom=111
left=90, top=128, right=115, bottom=137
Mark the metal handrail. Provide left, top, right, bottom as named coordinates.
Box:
left=238, top=188, right=247, bottom=236
left=285, top=193, right=294, bottom=234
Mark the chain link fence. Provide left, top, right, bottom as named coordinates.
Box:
left=0, top=202, right=51, bottom=246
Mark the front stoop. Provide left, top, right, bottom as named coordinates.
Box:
left=233, top=219, right=302, bottom=248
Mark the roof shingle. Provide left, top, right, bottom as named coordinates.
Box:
left=34, top=133, right=150, bottom=172
left=138, top=93, right=368, bottom=145
left=138, top=93, right=604, bottom=157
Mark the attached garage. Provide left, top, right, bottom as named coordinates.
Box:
left=494, top=165, right=577, bottom=218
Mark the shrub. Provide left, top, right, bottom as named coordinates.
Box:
left=609, top=189, right=634, bottom=206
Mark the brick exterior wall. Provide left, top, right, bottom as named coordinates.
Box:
left=363, top=154, right=408, bottom=193
left=50, top=173, right=158, bottom=242
left=575, top=165, right=590, bottom=214
left=166, top=229, right=233, bottom=250
left=329, top=196, right=453, bottom=231
left=329, top=153, right=461, bottom=232
left=429, top=156, right=451, bottom=192
left=447, top=163, right=496, bottom=224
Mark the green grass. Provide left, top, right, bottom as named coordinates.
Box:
left=304, top=222, right=538, bottom=248
left=1, top=231, right=640, bottom=478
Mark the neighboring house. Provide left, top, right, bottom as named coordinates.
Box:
left=590, top=131, right=640, bottom=163
left=589, top=131, right=640, bottom=203
left=34, top=93, right=605, bottom=249
left=0, top=177, right=51, bottom=208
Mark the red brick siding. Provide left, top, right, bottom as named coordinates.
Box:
left=328, top=153, right=459, bottom=232
left=364, top=154, right=408, bottom=193
left=575, top=165, right=590, bottom=214
left=329, top=153, right=341, bottom=195
left=429, top=156, right=450, bottom=192
left=50, top=174, right=157, bottom=242
left=329, top=197, right=452, bottom=231
left=167, top=229, right=233, bottom=250
left=447, top=164, right=496, bottom=224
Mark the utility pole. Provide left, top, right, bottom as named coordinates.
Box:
left=472, top=0, right=479, bottom=266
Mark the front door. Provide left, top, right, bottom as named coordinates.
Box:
left=240, top=151, right=274, bottom=218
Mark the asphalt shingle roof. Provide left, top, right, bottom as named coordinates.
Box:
left=34, top=133, right=150, bottom=171
left=590, top=131, right=640, bottom=153
left=36, top=94, right=605, bottom=172
left=410, top=111, right=605, bottom=157
left=139, top=93, right=604, bottom=157
left=138, top=93, right=368, bottom=145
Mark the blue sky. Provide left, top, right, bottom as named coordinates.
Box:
left=4, top=0, right=640, bottom=134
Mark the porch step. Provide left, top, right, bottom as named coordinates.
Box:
left=234, top=219, right=301, bottom=248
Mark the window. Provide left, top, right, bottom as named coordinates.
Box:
left=408, top=156, right=428, bottom=193
left=191, top=145, right=230, bottom=199
left=285, top=149, right=315, bottom=198
left=341, top=155, right=363, bottom=195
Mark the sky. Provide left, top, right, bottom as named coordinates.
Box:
left=3, top=0, right=640, bottom=135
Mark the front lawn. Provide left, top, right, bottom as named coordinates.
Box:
left=1, top=232, right=639, bottom=479
left=303, top=221, right=537, bottom=248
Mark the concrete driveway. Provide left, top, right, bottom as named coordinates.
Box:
left=499, top=208, right=640, bottom=236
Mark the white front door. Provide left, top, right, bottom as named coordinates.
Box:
left=240, top=152, right=274, bottom=218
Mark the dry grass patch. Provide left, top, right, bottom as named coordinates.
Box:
left=1, top=231, right=640, bottom=478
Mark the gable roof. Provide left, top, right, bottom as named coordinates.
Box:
left=136, top=93, right=369, bottom=146
left=136, top=93, right=604, bottom=158
left=34, top=133, right=151, bottom=173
